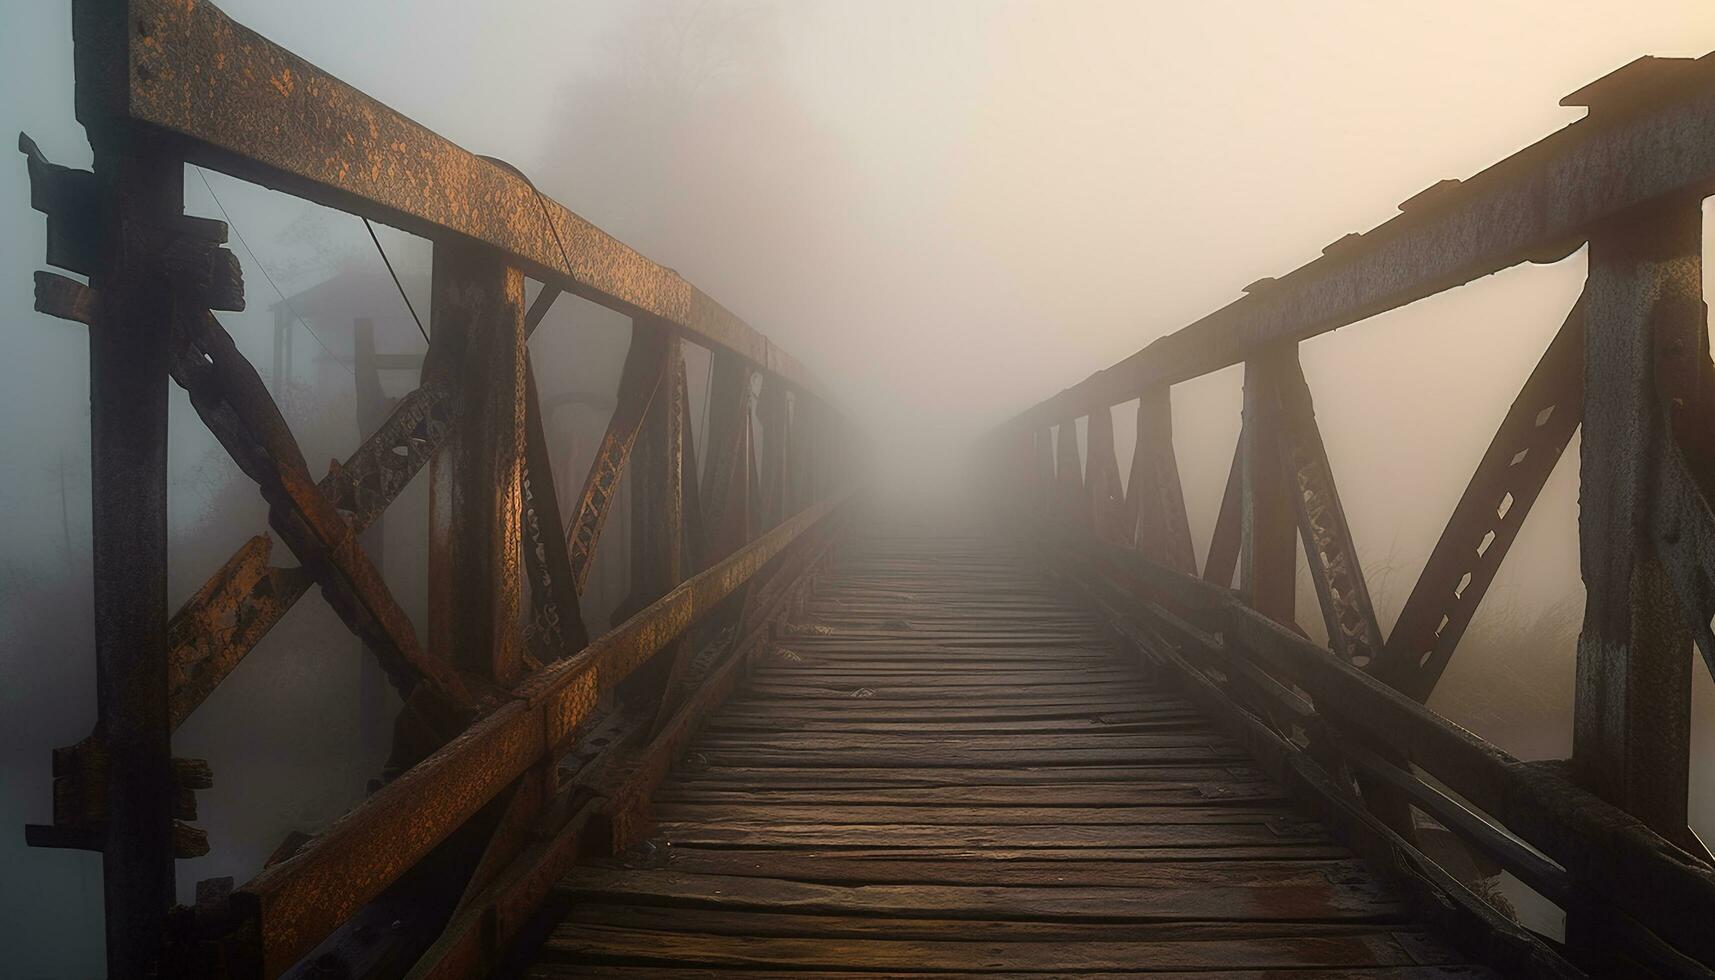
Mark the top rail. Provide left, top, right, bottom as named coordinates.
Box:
left=1007, top=54, right=1715, bottom=429
left=23, top=3, right=854, bottom=977
left=90, top=0, right=824, bottom=397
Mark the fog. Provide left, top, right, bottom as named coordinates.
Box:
left=6, top=1, right=1715, bottom=975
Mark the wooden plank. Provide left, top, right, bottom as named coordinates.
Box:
left=645, top=850, right=1361, bottom=886
left=555, top=866, right=1390, bottom=921
left=654, top=803, right=1292, bottom=826
left=541, top=924, right=1459, bottom=971
left=650, top=783, right=1284, bottom=807
left=674, top=765, right=1267, bottom=788
left=559, top=905, right=1408, bottom=941
left=650, top=821, right=1328, bottom=849
left=529, top=967, right=1494, bottom=980
left=518, top=513, right=1495, bottom=978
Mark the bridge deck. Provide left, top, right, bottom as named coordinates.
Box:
left=525, top=515, right=1498, bottom=978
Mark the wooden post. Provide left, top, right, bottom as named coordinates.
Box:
left=759, top=375, right=790, bottom=529
left=1574, top=202, right=1701, bottom=850
left=1054, top=418, right=1086, bottom=526
left=1084, top=406, right=1125, bottom=542
left=1031, top=427, right=1054, bottom=516
left=87, top=135, right=181, bottom=980
left=1129, top=388, right=1197, bottom=574
left=1266, top=353, right=1384, bottom=666
left=627, top=326, right=686, bottom=608
left=1204, top=440, right=1244, bottom=587
left=1240, top=350, right=1298, bottom=624
left=1375, top=304, right=1584, bottom=702
left=702, top=351, right=754, bottom=563
left=426, top=239, right=527, bottom=686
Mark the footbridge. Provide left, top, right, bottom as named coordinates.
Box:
left=19, top=3, right=1715, bottom=977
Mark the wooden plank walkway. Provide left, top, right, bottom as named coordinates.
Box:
left=525, top=514, right=1500, bottom=978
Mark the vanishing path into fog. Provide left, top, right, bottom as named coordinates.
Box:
left=17, top=2, right=1715, bottom=977
left=526, top=511, right=1494, bottom=977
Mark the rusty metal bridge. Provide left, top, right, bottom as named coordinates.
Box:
left=20, top=2, right=1715, bottom=977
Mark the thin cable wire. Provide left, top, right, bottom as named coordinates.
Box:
left=362, top=217, right=429, bottom=344
left=698, top=350, right=714, bottom=484
left=193, top=166, right=354, bottom=380
left=477, top=154, right=579, bottom=290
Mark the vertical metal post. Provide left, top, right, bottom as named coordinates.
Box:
left=1054, top=418, right=1086, bottom=526
left=1032, top=427, right=1054, bottom=516
left=758, top=375, right=790, bottom=529
left=1574, top=202, right=1701, bottom=848
left=628, top=325, right=686, bottom=606
left=426, top=239, right=527, bottom=686
left=1129, top=387, right=1197, bottom=574
left=702, top=351, right=754, bottom=563
left=1240, top=350, right=1297, bottom=624
left=1084, top=406, right=1125, bottom=542
left=87, top=137, right=180, bottom=980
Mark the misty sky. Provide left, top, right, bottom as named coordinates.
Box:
left=5, top=1, right=1715, bottom=975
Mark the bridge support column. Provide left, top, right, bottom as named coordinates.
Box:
left=703, top=351, right=756, bottom=564
left=627, top=325, right=687, bottom=605
left=87, top=137, right=182, bottom=980
left=1085, top=405, right=1126, bottom=542
left=1129, top=388, right=1197, bottom=575
left=1055, top=417, right=1087, bottom=527
left=426, top=239, right=528, bottom=687
left=1574, top=202, right=1702, bottom=852
left=1240, top=350, right=1299, bottom=625
left=759, top=375, right=791, bottom=529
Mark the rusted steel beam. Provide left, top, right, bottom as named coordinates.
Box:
left=1574, top=203, right=1701, bottom=852
left=758, top=376, right=791, bottom=529
left=1374, top=302, right=1585, bottom=701
left=171, top=304, right=472, bottom=707
left=1053, top=418, right=1087, bottom=527
left=159, top=288, right=569, bottom=727
left=1011, top=56, right=1715, bottom=431
left=352, top=317, right=393, bottom=754
left=614, top=329, right=688, bottom=704
left=1648, top=211, right=1715, bottom=689
left=167, top=380, right=455, bottom=727
left=230, top=492, right=846, bottom=977
left=101, top=0, right=824, bottom=397
left=400, top=800, right=598, bottom=980
left=522, top=363, right=589, bottom=663
left=1220, top=602, right=1715, bottom=970
left=1238, top=354, right=1297, bottom=625
left=679, top=360, right=707, bottom=574
left=702, top=351, right=756, bottom=564
left=31, top=270, right=459, bottom=726
left=1203, top=439, right=1243, bottom=587
left=83, top=135, right=181, bottom=980
left=1263, top=352, right=1384, bottom=665
left=1127, top=388, right=1196, bottom=575
left=1059, top=555, right=1578, bottom=979
left=1083, top=406, right=1126, bottom=543
left=627, top=329, right=687, bottom=609
left=426, top=240, right=529, bottom=687
left=1067, top=532, right=1715, bottom=970
left=564, top=324, right=671, bottom=593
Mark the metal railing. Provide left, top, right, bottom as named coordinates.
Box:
left=989, top=51, right=1715, bottom=979
left=20, top=1, right=854, bottom=976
